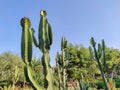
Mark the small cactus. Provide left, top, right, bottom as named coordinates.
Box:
left=89, top=37, right=110, bottom=90
left=79, top=73, right=89, bottom=90
left=56, top=36, right=69, bottom=90
left=56, top=52, right=63, bottom=90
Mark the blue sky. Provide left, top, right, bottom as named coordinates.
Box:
left=0, top=0, right=120, bottom=66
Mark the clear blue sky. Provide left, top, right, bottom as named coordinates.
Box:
left=0, top=0, right=120, bottom=66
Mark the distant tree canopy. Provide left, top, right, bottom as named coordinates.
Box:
left=0, top=51, right=24, bottom=82
left=0, top=43, right=120, bottom=86
left=0, top=51, right=44, bottom=86
left=105, top=47, right=120, bottom=73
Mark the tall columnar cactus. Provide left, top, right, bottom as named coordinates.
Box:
left=21, top=17, right=44, bottom=90
left=20, top=10, right=54, bottom=90
left=56, top=52, right=63, bottom=90
left=61, top=36, right=68, bottom=90
left=37, top=10, right=54, bottom=90
left=56, top=36, right=68, bottom=90
left=89, top=37, right=110, bottom=90
left=102, top=40, right=106, bottom=72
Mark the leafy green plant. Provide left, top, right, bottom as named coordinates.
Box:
left=78, top=73, right=89, bottom=90
left=0, top=85, right=13, bottom=90
left=0, top=52, right=25, bottom=90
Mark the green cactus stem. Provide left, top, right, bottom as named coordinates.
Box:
left=20, top=10, right=59, bottom=90
left=61, top=36, right=68, bottom=90
left=56, top=52, right=63, bottom=90
left=90, top=37, right=110, bottom=90
left=38, top=10, right=53, bottom=53
left=30, top=28, right=39, bottom=47
left=21, top=17, right=32, bottom=65
left=27, top=65, right=44, bottom=90
left=102, top=40, right=106, bottom=72
left=20, top=17, right=45, bottom=90
left=56, top=36, right=68, bottom=90
left=37, top=10, right=54, bottom=90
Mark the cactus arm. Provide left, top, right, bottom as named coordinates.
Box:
left=20, top=17, right=32, bottom=64
left=38, top=10, right=48, bottom=52
left=45, top=23, right=51, bottom=50
left=61, top=37, right=65, bottom=90
left=38, top=10, right=53, bottom=52
left=61, top=36, right=68, bottom=90
left=90, top=37, right=110, bottom=90
left=62, top=49, right=66, bottom=90
left=56, top=52, right=62, bottom=90
left=102, top=40, right=106, bottom=70
left=27, top=65, right=45, bottom=90
left=30, top=28, right=39, bottom=47
left=48, top=23, right=53, bottom=45
left=21, top=28, right=25, bottom=63
left=28, top=29, right=32, bottom=63
left=61, top=36, right=65, bottom=50
left=38, top=16, right=43, bottom=51
left=98, top=44, right=102, bottom=59
left=42, top=53, right=55, bottom=90
left=57, top=64, right=62, bottom=89
left=38, top=10, right=55, bottom=90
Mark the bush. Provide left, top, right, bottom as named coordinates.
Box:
left=96, top=78, right=120, bottom=89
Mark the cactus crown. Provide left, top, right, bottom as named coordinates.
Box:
left=40, top=10, right=47, bottom=17
left=90, top=37, right=96, bottom=47
left=20, top=17, right=31, bottom=28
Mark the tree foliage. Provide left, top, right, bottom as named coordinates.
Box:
left=105, top=47, right=120, bottom=74
left=0, top=51, right=24, bottom=83
left=56, top=42, right=120, bottom=85
left=0, top=51, right=44, bottom=87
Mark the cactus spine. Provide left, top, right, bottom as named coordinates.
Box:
left=89, top=37, right=110, bottom=90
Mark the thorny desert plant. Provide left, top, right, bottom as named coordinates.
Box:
left=89, top=37, right=116, bottom=90
left=20, top=10, right=54, bottom=90
left=56, top=36, right=69, bottom=90
left=79, top=73, right=89, bottom=90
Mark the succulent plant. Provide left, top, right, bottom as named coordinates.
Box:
left=89, top=37, right=110, bottom=90
left=20, top=10, right=54, bottom=90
